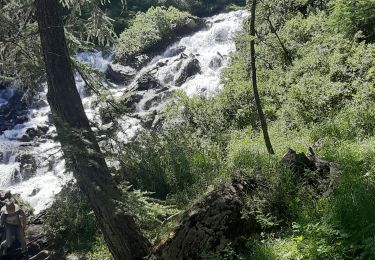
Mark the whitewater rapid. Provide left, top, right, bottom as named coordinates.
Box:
left=0, top=10, right=248, bottom=213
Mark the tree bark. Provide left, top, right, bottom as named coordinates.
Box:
left=156, top=180, right=259, bottom=260
left=248, top=0, right=275, bottom=155
left=34, top=0, right=150, bottom=259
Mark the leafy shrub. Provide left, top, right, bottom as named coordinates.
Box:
left=46, top=182, right=97, bottom=252
left=115, top=6, right=191, bottom=61
left=84, top=236, right=112, bottom=260
left=119, top=121, right=225, bottom=207
left=331, top=0, right=375, bottom=41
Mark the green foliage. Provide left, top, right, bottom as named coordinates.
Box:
left=113, top=0, right=375, bottom=258
left=164, top=0, right=246, bottom=16
left=117, top=183, right=180, bottom=242
left=46, top=181, right=179, bottom=253
left=115, top=6, right=191, bottom=61
left=46, top=182, right=97, bottom=252
left=331, top=0, right=375, bottom=41
left=119, top=116, right=225, bottom=207
left=84, top=236, right=113, bottom=260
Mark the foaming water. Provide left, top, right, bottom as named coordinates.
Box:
left=0, top=10, right=247, bottom=213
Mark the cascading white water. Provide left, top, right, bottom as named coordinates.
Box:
left=0, top=10, right=248, bottom=213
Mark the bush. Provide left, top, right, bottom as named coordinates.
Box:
left=46, top=182, right=97, bottom=252
left=114, top=6, right=191, bottom=61
left=331, top=0, right=375, bottom=41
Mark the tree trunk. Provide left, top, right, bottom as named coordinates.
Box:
left=248, top=0, right=275, bottom=155
left=35, top=0, right=150, bottom=259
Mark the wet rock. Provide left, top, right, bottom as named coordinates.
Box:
left=21, top=126, right=49, bottom=142
left=125, top=54, right=151, bottom=70
left=26, top=210, right=64, bottom=259
left=209, top=53, right=224, bottom=69
left=174, top=56, right=201, bottom=86
left=143, top=95, right=163, bottom=111
left=0, top=89, right=28, bottom=135
left=15, top=154, right=37, bottom=181
left=164, top=46, right=186, bottom=58
left=141, top=111, right=157, bottom=129
left=136, top=73, right=161, bottom=91
left=29, top=188, right=41, bottom=197
left=163, top=73, right=174, bottom=84
left=122, top=92, right=143, bottom=113
left=106, top=63, right=137, bottom=85
left=0, top=190, right=12, bottom=201
left=156, top=60, right=168, bottom=68
left=214, top=26, right=230, bottom=42
left=32, top=100, right=48, bottom=110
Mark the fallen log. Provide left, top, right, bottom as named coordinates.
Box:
left=155, top=180, right=259, bottom=260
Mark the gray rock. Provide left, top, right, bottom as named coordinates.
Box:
left=174, top=56, right=201, bottom=86
left=21, top=125, right=49, bottom=142
left=136, top=73, right=161, bottom=91
left=122, top=92, right=143, bottom=113
left=15, top=154, right=37, bottom=181
left=164, top=46, right=186, bottom=57
left=0, top=89, right=28, bottom=135
left=209, top=53, right=224, bottom=69
left=29, top=188, right=41, bottom=197
left=106, top=63, right=137, bottom=84
left=125, top=54, right=151, bottom=70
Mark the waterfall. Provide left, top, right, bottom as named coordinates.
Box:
left=0, top=10, right=248, bottom=213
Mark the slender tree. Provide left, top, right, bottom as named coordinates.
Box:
left=35, top=0, right=150, bottom=259
left=247, top=0, right=275, bottom=154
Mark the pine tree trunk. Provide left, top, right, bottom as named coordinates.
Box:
left=35, top=0, right=150, bottom=259
left=248, top=0, right=275, bottom=155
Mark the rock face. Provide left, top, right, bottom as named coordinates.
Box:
left=20, top=126, right=49, bottom=142
left=174, top=56, right=201, bottom=86
left=106, top=63, right=137, bottom=84
left=15, top=154, right=38, bottom=182
left=136, top=73, right=162, bottom=91
left=0, top=88, right=28, bottom=135
left=156, top=180, right=258, bottom=260
left=125, top=54, right=151, bottom=70
left=122, top=92, right=144, bottom=113
left=209, top=53, right=225, bottom=69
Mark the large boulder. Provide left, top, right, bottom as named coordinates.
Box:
left=0, top=88, right=28, bottom=135
left=174, top=56, right=201, bottom=86
left=136, top=73, right=161, bottom=91
left=209, top=53, right=225, bottom=69
left=122, top=92, right=144, bottom=113
left=106, top=63, right=137, bottom=85
left=20, top=125, right=49, bottom=142
left=15, top=154, right=37, bottom=182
